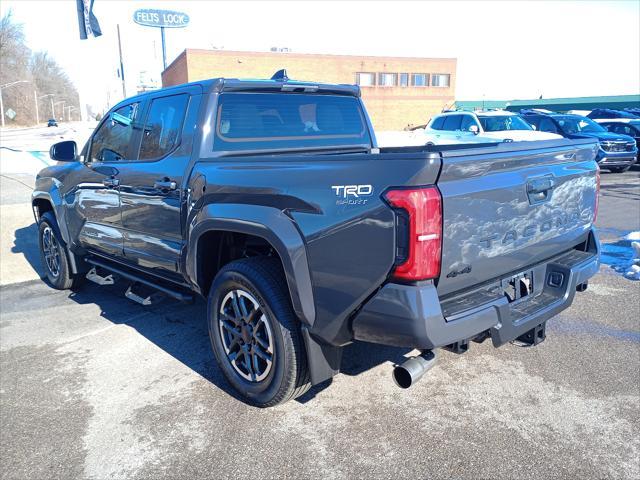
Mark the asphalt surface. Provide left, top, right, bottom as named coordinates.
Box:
left=0, top=154, right=639, bottom=479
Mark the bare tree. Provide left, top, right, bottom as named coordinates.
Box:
left=1, top=11, right=80, bottom=125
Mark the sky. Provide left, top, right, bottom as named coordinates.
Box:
left=2, top=0, right=639, bottom=115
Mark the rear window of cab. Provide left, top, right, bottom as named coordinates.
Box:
left=213, top=92, right=371, bottom=152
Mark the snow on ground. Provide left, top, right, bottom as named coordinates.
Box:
left=600, top=235, right=640, bottom=281
left=0, top=148, right=55, bottom=175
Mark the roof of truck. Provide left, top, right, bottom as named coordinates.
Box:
left=113, top=74, right=361, bottom=110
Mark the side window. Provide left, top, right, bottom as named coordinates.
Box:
left=139, top=94, right=189, bottom=160
left=538, top=118, right=559, bottom=133
left=89, top=103, right=139, bottom=162
left=525, top=117, right=540, bottom=130
left=442, top=114, right=462, bottom=131
left=460, top=115, right=478, bottom=132
left=430, top=116, right=445, bottom=130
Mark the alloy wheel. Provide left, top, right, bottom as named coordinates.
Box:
left=218, top=289, right=274, bottom=382
left=42, top=226, right=61, bottom=278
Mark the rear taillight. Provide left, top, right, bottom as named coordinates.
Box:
left=594, top=167, right=600, bottom=222
left=384, top=186, right=442, bottom=281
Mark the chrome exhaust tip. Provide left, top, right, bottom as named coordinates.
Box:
left=392, top=350, right=437, bottom=389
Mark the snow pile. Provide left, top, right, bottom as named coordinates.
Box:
left=625, top=241, right=640, bottom=280
left=600, top=235, right=640, bottom=281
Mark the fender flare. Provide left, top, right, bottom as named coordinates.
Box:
left=31, top=179, right=72, bottom=245
left=31, top=182, right=83, bottom=274
left=187, top=203, right=316, bottom=326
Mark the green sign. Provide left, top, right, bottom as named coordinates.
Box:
left=5, top=108, right=16, bottom=120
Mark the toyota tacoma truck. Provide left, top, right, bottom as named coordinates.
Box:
left=33, top=71, right=601, bottom=407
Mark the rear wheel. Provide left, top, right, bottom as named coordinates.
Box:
left=207, top=257, right=311, bottom=407
left=38, top=212, right=82, bottom=290
left=608, top=166, right=630, bottom=173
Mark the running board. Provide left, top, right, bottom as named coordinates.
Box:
left=85, top=257, right=194, bottom=303
left=86, top=267, right=115, bottom=285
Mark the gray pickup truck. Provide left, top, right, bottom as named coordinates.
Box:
left=33, top=71, right=600, bottom=406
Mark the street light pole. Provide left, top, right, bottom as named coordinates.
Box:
left=38, top=94, right=54, bottom=121
left=0, top=80, right=30, bottom=128
left=53, top=101, right=65, bottom=121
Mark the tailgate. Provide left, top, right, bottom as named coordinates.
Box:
left=436, top=139, right=599, bottom=296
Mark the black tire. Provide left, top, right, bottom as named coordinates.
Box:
left=38, top=212, right=81, bottom=290
left=608, top=166, right=630, bottom=173
left=207, top=257, right=311, bottom=407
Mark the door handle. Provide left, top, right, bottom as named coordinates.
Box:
left=102, top=177, right=120, bottom=188
left=154, top=179, right=177, bottom=190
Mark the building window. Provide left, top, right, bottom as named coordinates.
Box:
left=378, top=73, right=397, bottom=87
left=399, top=73, right=409, bottom=87
left=356, top=72, right=375, bottom=87
left=411, top=73, right=429, bottom=87
left=431, top=74, right=451, bottom=87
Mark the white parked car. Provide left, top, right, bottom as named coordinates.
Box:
left=421, top=110, right=563, bottom=144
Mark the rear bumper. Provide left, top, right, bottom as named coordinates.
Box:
left=352, top=229, right=600, bottom=349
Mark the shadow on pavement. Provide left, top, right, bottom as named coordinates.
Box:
left=11, top=223, right=44, bottom=279
left=60, top=281, right=409, bottom=406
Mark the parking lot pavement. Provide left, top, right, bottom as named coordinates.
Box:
left=0, top=171, right=639, bottom=479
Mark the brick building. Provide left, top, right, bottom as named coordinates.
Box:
left=161, top=49, right=457, bottom=131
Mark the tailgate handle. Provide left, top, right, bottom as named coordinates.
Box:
left=527, top=177, right=555, bottom=194
left=527, top=177, right=555, bottom=204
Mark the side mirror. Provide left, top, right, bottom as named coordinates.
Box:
left=469, top=125, right=479, bottom=135
left=49, top=140, right=77, bottom=162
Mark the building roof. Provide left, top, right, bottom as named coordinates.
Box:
left=456, top=94, right=640, bottom=112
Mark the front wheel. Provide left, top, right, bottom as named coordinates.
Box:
left=608, top=166, right=630, bottom=173
left=38, top=212, right=81, bottom=290
left=208, top=257, right=311, bottom=407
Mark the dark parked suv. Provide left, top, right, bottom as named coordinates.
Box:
left=599, top=119, right=640, bottom=154
left=32, top=74, right=600, bottom=406
left=521, top=110, right=637, bottom=173
left=587, top=108, right=639, bottom=120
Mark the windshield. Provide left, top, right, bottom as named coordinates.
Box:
left=477, top=115, right=532, bottom=132
left=556, top=116, right=606, bottom=134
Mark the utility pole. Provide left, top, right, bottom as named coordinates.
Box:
left=117, top=24, right=127, bottom=98
left=34, top=90, right=39, bottom=125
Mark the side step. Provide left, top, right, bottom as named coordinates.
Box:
left=125, top=284, right=164, bottom=306
left=86, top=267, right=115, bottom=286
left=85, top=257, right=193, bottom=303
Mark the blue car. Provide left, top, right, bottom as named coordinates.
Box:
left=521, top=110, right=638, bottom=173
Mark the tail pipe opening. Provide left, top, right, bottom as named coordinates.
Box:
left=392, top=350, right=437, bottom=389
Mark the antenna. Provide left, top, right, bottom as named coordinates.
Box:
left=271, top=69, right=289, bottom=82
